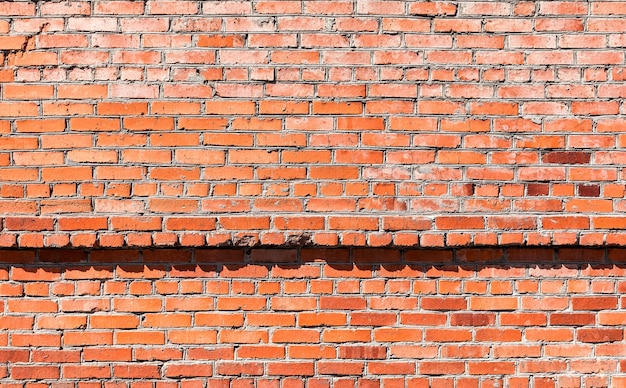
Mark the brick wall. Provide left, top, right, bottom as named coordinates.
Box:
left=2, top=0, right=626, bottom=385
left=0, top=0, right=625, bottom=247
left=0, top=248, right=625, bottom=386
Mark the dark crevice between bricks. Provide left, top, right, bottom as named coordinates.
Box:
left=0, top=246, right=624, bottom=267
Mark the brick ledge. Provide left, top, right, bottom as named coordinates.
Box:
left=2, top=230, right=626, bottom=249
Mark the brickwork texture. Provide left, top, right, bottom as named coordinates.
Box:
left=1, top=0, right=626, bottom=247
left=2, top=0, right=626, bottom=386
left=0, top=247, right=624, bottom=387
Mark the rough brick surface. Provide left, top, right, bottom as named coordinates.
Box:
left=0, top=248, right=624, bottom=386
left=1, top=0, right=626, bottom=247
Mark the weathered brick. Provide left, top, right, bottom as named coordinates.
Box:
left=0, top=0, right=624, bottom=382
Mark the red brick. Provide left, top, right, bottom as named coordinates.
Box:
left=470, top=297, right=518, bottom=311
left=0, top=315, right=31, bottom=330
left=90, top=314, right=139, bottom=329
left=111, top=217, right=163, bottom=231
left=64, top=331, right=113, bottom=346
left=419, top=361, right=465, bottom=375
left=37, top=315, right=86, bottom=330
left=220, top=329, right=268, bottom=344
left=374, top=328, right=422, bottom=342
left=12, top=366, right=60, bottom=380
left=436, top=217, right=485, bottom=230
left=116, top=331, right=165, bottom=345
left=339, top=346, right=387, bottom=360
left=267, top=362, right=314, bottom=376
left=114, top=364, right=160, bottom=379
left=317, top=361, right=364, bottom=375
left=160, top=363, right=212, bottom=378
left=572, top=297, right=617, bottom=311
left=63, top=365, right=111, bottom=379
left=468, top=361, right=515, bottom=375
left=578, top=328, right=623, bottom=343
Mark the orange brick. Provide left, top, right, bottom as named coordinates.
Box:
left=4, top=84, right=54, bottom=100
left=70, top=118, right=120, bottom=131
